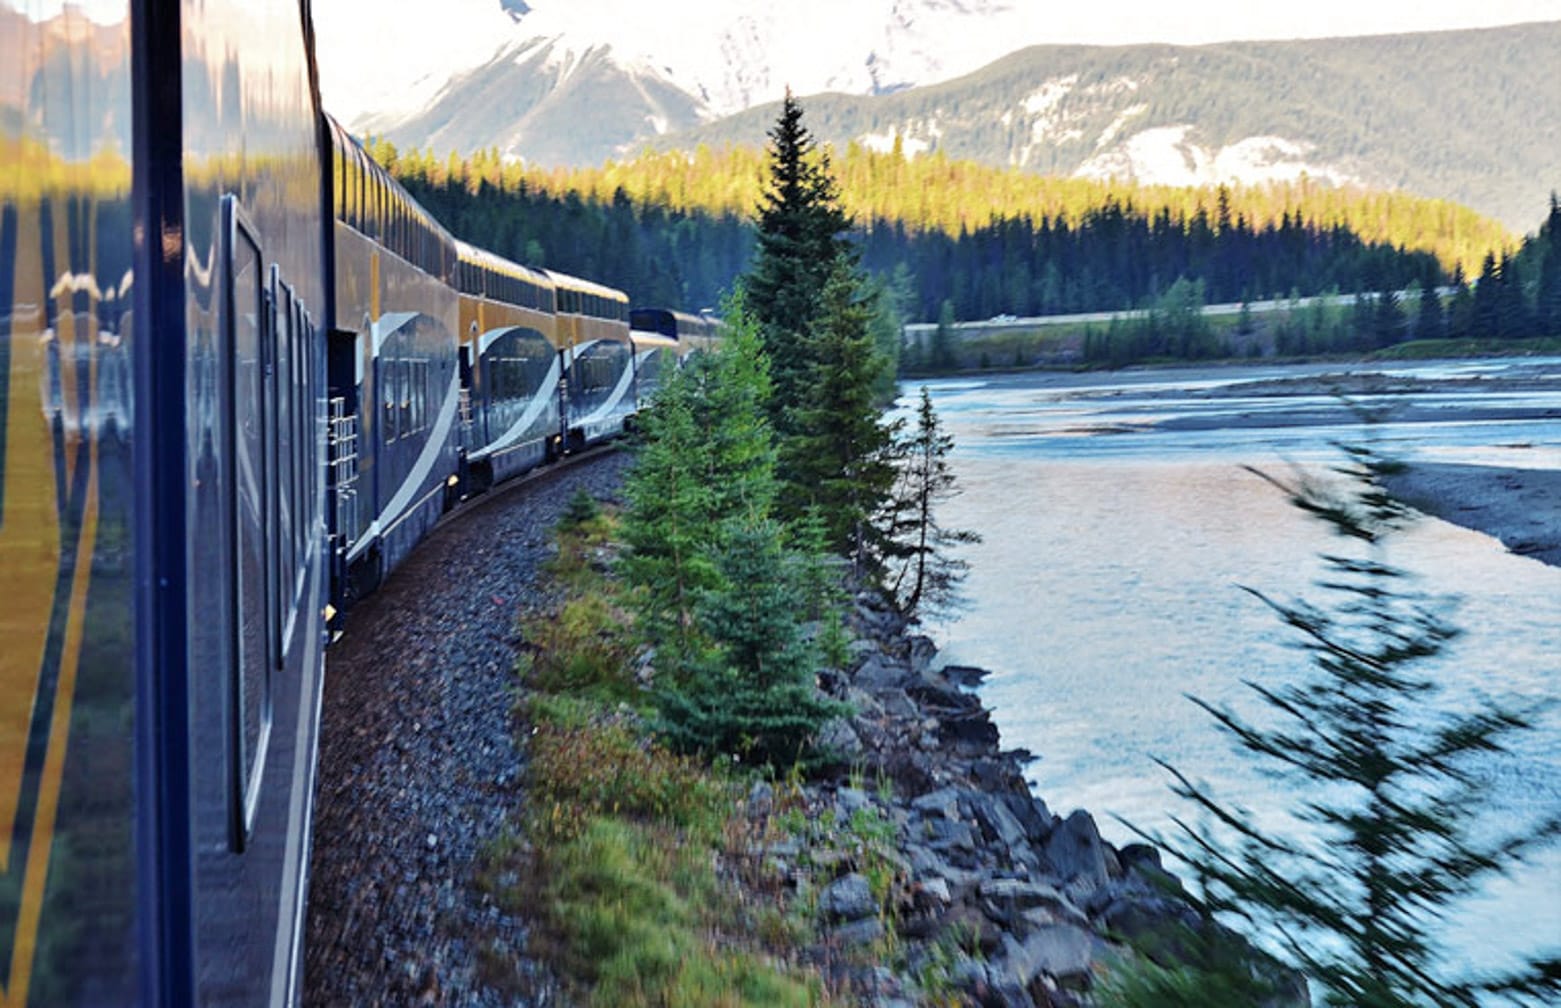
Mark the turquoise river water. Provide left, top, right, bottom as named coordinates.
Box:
left=915, top=358, right=1561, bottom=985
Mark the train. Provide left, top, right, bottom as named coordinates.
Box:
left=0, top=1, right=718, bottom=1004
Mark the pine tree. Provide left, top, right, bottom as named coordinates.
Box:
left=930, top=299, right=959, bottom=371
left=884, top=387, right=981, bottom=619
left=778, top=257, right=901, bottom=572
left=653, top=516, right=847, bottom=769
left=1539, top=194, right=1561, bottom=336
left=743, top=91, right=855, bottom=427
left=1160, top=442, right=1561, bottom=1007
left=1413, top=282, right=1444, bottom=342
left=618, top=360, right=721, bottom=670
left=619, top=297, right=779, bottom=674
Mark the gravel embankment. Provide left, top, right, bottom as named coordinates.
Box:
left=303, top=451, right=631, bottom=1007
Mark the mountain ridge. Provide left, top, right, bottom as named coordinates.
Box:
left=369, top=19, right=1560, bottom=232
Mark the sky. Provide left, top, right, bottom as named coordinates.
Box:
left=309, top=0, right=1561, bottom=126
left=12, top=0, right=1561, bottom=36
left=965, top=0, right=1561, bottom=45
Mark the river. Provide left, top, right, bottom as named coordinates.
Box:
left=914, top=358, right=1561, bottom=985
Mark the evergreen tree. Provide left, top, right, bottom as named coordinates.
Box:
left=1160, top=443, right=1561, bottom=1007
left=1413, top=282, right=1444, bottom=342
left=653, top=516, right=847, bottom=769
left=1370, top=288, right=1405, bottom=348
left=619, top=298, right=778, bottom=673
left=1539, top=194, right=1561, bottom=336
left=618, top=357, right=722, bottom=671
left=778, top=257, right=902, bottom=572
left=743, top=91, right=856, bottom=428
left=883, top=387, right=981, bottom=620
left=930, top=299, right=959, bottom=371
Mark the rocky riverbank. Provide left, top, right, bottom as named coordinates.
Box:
left=776, top=584, right=1304, bottom=1007
left=303, top=453, right=1300, bottom=1006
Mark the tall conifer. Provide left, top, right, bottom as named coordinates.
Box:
left=743, top=91, right=856, bottom=429
left=778, top=257, right=901, bottom=571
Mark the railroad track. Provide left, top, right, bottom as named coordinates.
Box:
left=303, top=447, right=628, bottom=1007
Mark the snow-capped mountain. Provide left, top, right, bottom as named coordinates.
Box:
left=318, top=0, right=1049, bottom=139
left=314, top=7, right=1561, bottom=230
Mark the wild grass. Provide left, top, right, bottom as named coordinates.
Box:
left=488, top=500, right=846, bottom=1007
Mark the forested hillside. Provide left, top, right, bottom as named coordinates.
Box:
left=380, top=138, right=1512, bottom=325
left=657, top=22, right=1561, bottom=232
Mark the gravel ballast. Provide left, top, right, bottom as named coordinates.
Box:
left=303, top=452, right=630, bottom=1007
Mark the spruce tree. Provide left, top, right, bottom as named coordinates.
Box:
left=743, top=91, right=855, bottom=428
left=1413, top=282, right=1444, bottom=342
left=778, top=257, right=901, bottom=572
left=884, top=387, right=980, bottom=620
left=619, top=298, right=778, bottom=674
left=653, top=516, right=847, bottom=770
left=618, top=359, right=721, bottom=671
left=1160, top=443, right=1561, bottom=1007
left=1539, top=194, right=1561, bottom=337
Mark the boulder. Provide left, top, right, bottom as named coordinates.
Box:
left=830, top=916, right=885, bottom=947
left=818, top=717, right=865, bottom=760
left=819, top=872, right=877, bottom=922
left=977, top=878, right=1077, bottom=929
left=969, top=792, right=1029, bottom=854
left=1043, top=810, right=1111, bottom=896
left=910, top=786, right=965, bottom=821
left=997, top=923, right=1099, bottom=989
left=855, top=652, right=913, bottom=691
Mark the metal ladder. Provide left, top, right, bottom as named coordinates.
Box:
left=328, top=396, right=359, bottom=550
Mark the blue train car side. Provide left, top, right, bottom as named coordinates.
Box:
left=1, top=3, right=704, bottom=1003
left=324, top=115, right=460, bottom=603
left=549, top=271, right=634, bottom=448
left=453, top=240, right=563, bottom=493
left=2, top=0, right=328, bottom=1003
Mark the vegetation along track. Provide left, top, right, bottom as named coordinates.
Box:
left=303, top=448, right=631, bottom=1006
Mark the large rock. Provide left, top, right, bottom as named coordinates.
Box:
left=818, top=717, right=865, bottom=759
left=820, top=872, right=878, bottom=922
left=1043, top=810, right=1111, bottom=896
left=996, top=923, right=1099, bottom=989
left=855, top=652, right=913, bottom=691
left=969, top=793, right=1029, bottom=856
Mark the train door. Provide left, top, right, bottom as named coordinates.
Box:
left=224, top=197, right=273, bottom=848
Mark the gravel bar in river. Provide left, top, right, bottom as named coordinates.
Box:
left=303, top=451, right=631, bottom=1007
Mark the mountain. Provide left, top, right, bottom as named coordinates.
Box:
left=656, top=22, right=1560, bottom=233
left=337, top=9, right=1559, bottom=232
left=334, top=0, right=1053, bottom=156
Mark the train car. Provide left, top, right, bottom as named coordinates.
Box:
left=547, top=270, right=634, bottom=448
left=453, top=241, right=561, bottom=493
left=626, top=323, right=680, bottom=408
left=323, top=115, right=461, bottom=604
left=1, top=0, right=328, bottom=1003
left=628, top=306, right=723, bottom=356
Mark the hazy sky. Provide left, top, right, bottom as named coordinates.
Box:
left=14, top=0, right=1561, bottom=37
left=1012, top=0, right=1561, bottom=45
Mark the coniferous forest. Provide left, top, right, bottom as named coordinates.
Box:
left=374, top=138, right=1561, bottom=364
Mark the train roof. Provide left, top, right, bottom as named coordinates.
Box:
left=543, top=269, right=628, bottom=305
left=325, top=112, right=457, bottom=276
left=454, top=239, right=554, bottom=289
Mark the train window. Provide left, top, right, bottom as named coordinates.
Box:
left=291, top=296, right=307, bottom=595
left=405, top=357, right=418, bottom=436
left=222, top=195, right=273, bottom=851
left=414, top=360, right=424, bottom=432
left=383, top=356, right=398, bottom=444
left=273, top=272, right=296, bottom=645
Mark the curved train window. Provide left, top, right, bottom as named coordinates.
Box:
left=222, top=196, right=273, bottom=850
